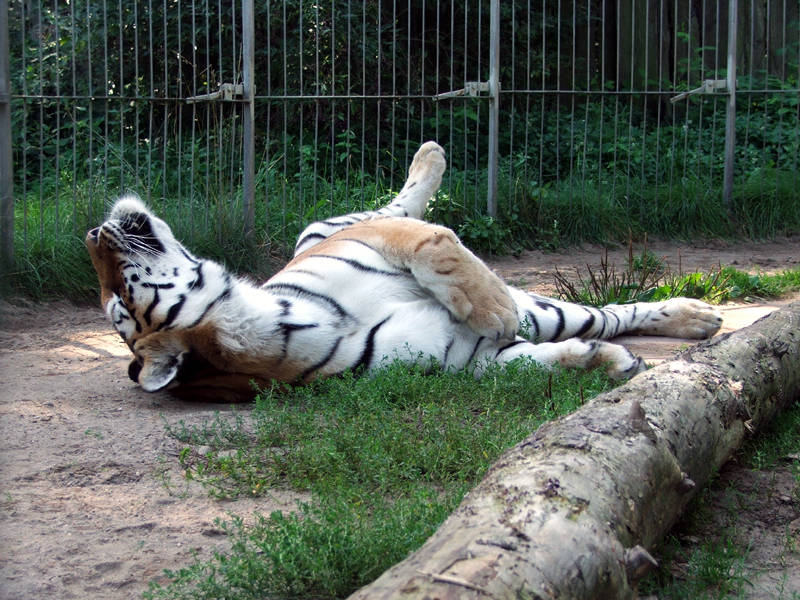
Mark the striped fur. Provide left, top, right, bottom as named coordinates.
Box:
left=86, top=141, right=722, bottom=400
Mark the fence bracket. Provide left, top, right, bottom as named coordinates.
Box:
left=185, top=82, right=245, bottom=103
left=434, top=81, right=491, bottom=101
left=670, top=79, right=728, bottom=103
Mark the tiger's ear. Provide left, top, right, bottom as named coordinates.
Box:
left=132, top=334, right=187, bottom=392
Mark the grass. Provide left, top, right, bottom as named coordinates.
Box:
left=4, top=161, right=800, bottom=302
left=553, top=241, right=800, bottom=307
left=641, top=402, right=800, bottom=599
left=145, top=359, right=615, bottom=599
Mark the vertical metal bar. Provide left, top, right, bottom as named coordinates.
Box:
left=189, top=0, right=197, bottom=238
left=486, top=0, right=499, bottom=217
left=118, top=0, right=124, bottom=194
left=722, top=0, right=737, bottom=212
left=793, top=0, right=800, bottom=175
left=162, top=0, right=168, bottom=206
left=404, top=0, right=411, bottom=168
left=86, top=0, right=95, bottom=215
left=297, top=0, right=304, bottom=218
left=70, top=0, right=77, bottom=229
left=345, top=0, right=351, bottom=211
left=37, top=0, right=43, bottom=242
left=360, top=0, right=366, bottom=207
left=20, top=0, right=27, bottom=249
left=567, top=0, right=576, bottom=206
left=0, top=0, right=13, bottom=269
left=242, top=0, right=255, bottom=237
left=146, top=0, right=154, bottom=204
left=54, top=0, right=61, bottom=232
left=313, top=0, right=320, bottom=223
left=175, top=0, right=182, bottom=206
left=102, top=0, right=109, bottom=202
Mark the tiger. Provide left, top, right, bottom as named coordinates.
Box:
left=85, top=141, right=723, bottom=401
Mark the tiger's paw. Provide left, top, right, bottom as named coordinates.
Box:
left=396, top=142, right=446, bottom=218
left=462, top=276, right=519, bottom=341
left=639, top=298, right=723, bottom=339
left=407, top=141, right=446, bottom=183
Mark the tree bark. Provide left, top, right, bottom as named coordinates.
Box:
left=349, top=302, right=800, bottom=600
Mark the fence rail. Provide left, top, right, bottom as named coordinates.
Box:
left=2, top=0, right=799, bottom=274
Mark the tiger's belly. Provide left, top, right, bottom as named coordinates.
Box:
left=262, top=269, right=480, bottom=380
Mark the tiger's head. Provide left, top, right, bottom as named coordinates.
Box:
left=86, top=195, right=232, bottom=393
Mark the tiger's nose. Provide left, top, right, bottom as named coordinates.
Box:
left=86, top=227, right=100, bottom=244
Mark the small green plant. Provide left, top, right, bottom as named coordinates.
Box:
left=553, top=245, right=667, bottom=306
left=555, top=243, right=800, bottom=308
left=457, top=214, right=513, bottom=254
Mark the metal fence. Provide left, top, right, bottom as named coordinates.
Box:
left=2, top=0, right=799, bottom=265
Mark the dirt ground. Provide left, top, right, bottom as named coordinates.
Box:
left=1, top=236, right=799, bottom=600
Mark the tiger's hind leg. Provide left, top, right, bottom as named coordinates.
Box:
left=293, top=142, right=446, bottom=256
left=373, top=141, right=446, bottom=220
left=474, top=337, right=646, bottom=380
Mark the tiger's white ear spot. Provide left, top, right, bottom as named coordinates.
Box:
left=133, top=335, right=187, bottom=392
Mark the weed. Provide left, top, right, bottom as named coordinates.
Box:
left=84, top=427, right=103, bottom=440
left=740, top=403, right=800, bottom=471
left=554, top=240, right=800, bottom=308
left=642, top=535, right=752, bottom=599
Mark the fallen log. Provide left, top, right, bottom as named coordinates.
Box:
left=349, top=302, right=800, bottom=600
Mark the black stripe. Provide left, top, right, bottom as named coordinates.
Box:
left=351, top=316, right=391, bottom=373
left=157, top=294, right=187, bottom=331
left=179, top=247, right=200, bottom=265
left=278, top=322, right=319, bottom=358
left=629, top=305, right=638, bottom=327
left=466, top=336, right=486, bottom=365
left=142, top=282, right=175, bottom=289
left=573, top=310, right=596, bottom=338
left=495, top=339, right=528, bottom=359
left=189, top=263, right=204, bottom=290
left=311, top=254, right=402, bottom=276
left=263, top=283, right=351, bottom=320
left=607, top=310, right=622, bottom=336
left=295, top=232, right=326, bottom=251
left=300, top=337, right=343, bottom=381
left=598, top=311, right=608, bottom=338
left=143, top=288, right=160, bottom=326
left=536, top=300, right=565, bottom=341
left=443, top=337, right=455, bottom=364
left=126, top=304, right=142, bottom=333
left=187, top=275, right=233, bottom=328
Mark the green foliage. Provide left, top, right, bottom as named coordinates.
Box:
left=148, top=360, right=615, bottom=599
left=642, top=402, right=800, bottom=599
left=555, top=244, right=800, bottom=307
left=740, top=403, right=800, bottom=471
left=7, top=0, right=800, bottom=301
left=457, top=214, right=512, bottom=255
left=643, top=535, right=752, bottom=599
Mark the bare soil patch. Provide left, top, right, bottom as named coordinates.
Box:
left=1, top=236, right=798, bottom=599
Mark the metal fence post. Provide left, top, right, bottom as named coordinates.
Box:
left=722, top=0, right=737, bottom=212
left=0, top=0, right=12, bottom=271
left=242, top=0, right=255, bottom=238
left=486, top=0, right=500, bottom=218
